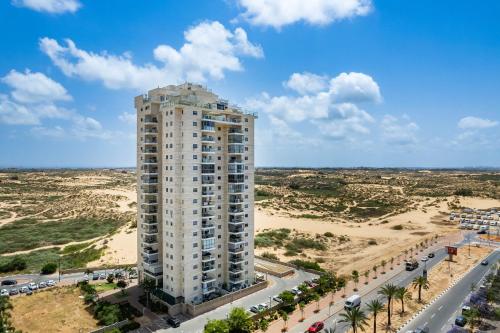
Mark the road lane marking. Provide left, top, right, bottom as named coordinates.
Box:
left=438, top=305, right=443, bottom=311
left=424, top=321, right=428, bottom=327
left=431, top=313, right=435, bottom=319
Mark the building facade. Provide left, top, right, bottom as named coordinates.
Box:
left=135, top=83, right=256, bottom=313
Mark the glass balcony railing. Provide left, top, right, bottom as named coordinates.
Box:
left=229, top=128, right=243, bottom=134
left=228, top=184, right=244, bottom=193
left=228, top=146, right=244, bottom=154
left=228, top=175, right=244, bottom=184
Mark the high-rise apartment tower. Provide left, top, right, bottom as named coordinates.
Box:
left=135, top=83, right=255, bottom=314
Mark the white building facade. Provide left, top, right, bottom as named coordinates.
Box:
left=135, top=83, right=256, bottom=314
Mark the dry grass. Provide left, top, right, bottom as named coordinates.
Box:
left=10, top=286, right=99, bottom=333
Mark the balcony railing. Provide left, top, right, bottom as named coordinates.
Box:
left=144, top=117, right=158, bottom=124
left=142, top=247, right=158, bottom=255
left=229, top=128, right=243, bottom=134
left=144, top=128, right=158, bottom=134
left=143, top=148, right=158, bottom=154
left=228, top=245, right=244, bottom=253
left=228, top=175, right=244, bottom=184
left=228, top=146, right=244, bottom=154
left=229, top=255, right=244, bottom=264
left=201, top=136, right=215, bottom=142
left=202, top=190, right=215, bottom=196
left=228, top=165, right=244, bottom=174
left=202, top=115, right=241, bottom=124
left=202, top=147, right=215, bottom=153
left=143, top=236, right=158, bottom=244
left=228, top=184, right=244, bottom=193
left=143, top=158, right=157, bottom=164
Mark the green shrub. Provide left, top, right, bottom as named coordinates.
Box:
left=368, top=239, right=378, bottom=245
left=0, top=256, right=27, bottom=273
left=41, top=262, right=58, bottom=274
left=94, top=301, right=122, bottom=326
left=289, top=259, right=324, bottom=272
left=261, top=252, right=278, bottom=260
left=391, top=224, right=403, bottom=230
left=454, top=188, right=473, bottom=196
left=324, top=232, right=334, bottom=237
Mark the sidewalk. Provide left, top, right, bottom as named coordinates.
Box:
left=262, top=234, right=459, bottom=333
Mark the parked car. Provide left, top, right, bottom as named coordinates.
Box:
left=455, top=315, right=467, bottom=327
left=46, top=280, right=56, bottom=287
left=427, top=252, right=435, bottom=258
left=1, top=279, right=17, bottom=286
left=166, top=317, right=181, bottom=328
left=249, top=305, right=260, bottom=313
left=291, top=287, right=302, bottom=295
left=99, top=273, right=106, bottom=280
left=272, top=295, right=283, bottom=303
left=9, top=288, right=18, bottom=296
left=461, top=305, right=471, bottom=314
left=0, top=289, right=9, bottom=296
left=481, top=260, right=488, bottom=266
left=258, top=303, right=269, bottom=311
left=421, top=257, right=428, bottom=262
left=92, top=273, right=99, bottom=280
left=413, top=326, right=429, bottom=333
left=19, top=286, right=29, bottom=293
left=26, top=290, right=33, bottom=296
left=28, top=282, right=38, bottom=290
left=38, top=281, right=47, bottom=289
left=308, top=321, right=324, bottom=333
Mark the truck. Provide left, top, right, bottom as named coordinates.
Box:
left=405, top=259, right=419, bottom=271
left=344, top=294, right=361, bottom=310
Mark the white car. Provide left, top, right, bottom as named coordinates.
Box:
left=28, top=282, right=38, bottom=290
left=421, top=257, right=428, bottom=262
left=0, top=289, right=9, bottom=296
left=20, top=286, right=29, bottom=293
left=46, top=280, right=56, bottom=287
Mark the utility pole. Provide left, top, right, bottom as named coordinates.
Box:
left=58, top=257, right=61, bottom=282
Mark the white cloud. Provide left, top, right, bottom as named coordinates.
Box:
left=315, top=103, right=374, bottom=139
left=0, top=94, right=40, bottom=125
left=380, top=115, right=419, bottom=145
left=12, top=0, right=81, bottom=14
left=235, top=0, right=372, bottom=29
left=40, top=21, right=263, bottom=90
left=329, top=72, right=382, bottom=103
left=2, top=69, right=71, bottom=104
left=284, top=72, right=328, bottom=95
left=118, top=112, right=136, bottom=125
left=31, top=125, right=66, bottom=138
left=457, top=116, right=498, bottom=129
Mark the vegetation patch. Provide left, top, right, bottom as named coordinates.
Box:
left=289, top=259, right=325, bottom=272
left=0, top=217, right=123, bottom=254
left=391, top=224, right=404, bottom=230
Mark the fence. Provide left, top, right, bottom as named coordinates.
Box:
left=89, top=319, right=130, bottom=333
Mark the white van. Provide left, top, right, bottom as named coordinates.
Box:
left=344, top=295, right=361, bottom=310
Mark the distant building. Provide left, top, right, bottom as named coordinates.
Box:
left=135, top=83, right=256, bottom=314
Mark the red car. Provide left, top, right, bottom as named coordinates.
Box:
left=308, top=321, right=324, bottom=332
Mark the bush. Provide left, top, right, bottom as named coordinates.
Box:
left=368, top=239, right=378, bottom=245
left=289, top=259, right=324, bottom=272
left=41, top=262, right=58, bottom=274
left=324, top=232, right=334, bottom=237
left=391, top=225, right=403, bottom=230
left=454, top=188, right=473, bottom=196
left=94, top=301, right=123, bottom=326
left=0, top=256, right=27, bottom=273
left=261, top=252, right=278, bottom=260
left=107, top=275, right=115, bottom=283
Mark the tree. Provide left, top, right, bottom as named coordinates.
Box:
left=412, top=276, right=429, bottom=303
left=141, top=278, right=156, bottom=308
left=395, top=287, right=411, bottom=314
left=41, top=262, right=58, bottom=275
left=404, top=249, right=408, bottom=261
left=107, top=274, right=114, bottom=284
left=390, top=257, right=394, bottom=270
left=372, top=265, right=378, bottom=279
left=279, top=290, right=295, bottom=312
left=298, top=302, right=305, bottom=321
left=116, top=280, right=127, bottom=295
left=227, top=307, right=253, bottom=333
left=311, top=292, right=320, bottom=312
left=378, top=283, right=398, bottom=326
left=205, top=319, right=229, bottom=333
left=363, top=271, right=370, bottom=285
left=337, top=276, right=347, bottom=297
left=366, top=299, right=385, bottom=333
left=463, top=306, right=480, bottom=332
left=298, top=283, right=309, bottom=298
left=258, top=318, right=270, bottom=332
left=351, top=270, right=359, bottom=291
left=0, top=296, right=20, bottom=333
left=339, top=307, right=368, bottom=333
left=381, top=260, right=387, bottom=274
left=279, top=310, right=289, bottom=332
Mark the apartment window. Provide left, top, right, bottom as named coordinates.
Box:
left=193, top=243, right=198, bottom=248
left=245, top=137, right=248, bottom=142
left=218, top=127, right=221, bottom=131
left=218, top=137, right=221, bottom=141
left=244, top=128, right=248, bottom=132
left=218, top=156, right=221, bottom=160
left=193, top=165, right=198, bottom=170
left=193, top=275, right=198, bottom=280
left=193, top=188, right=198, bottom=192
left=193, top=111, right=198, bottom=115
left=245, top=157, right=248, bottom=160
left=193, top=155, right=197, bottom=160
left=245, top=147, right=248, bottom=151
left=193, top=198, right=198, bottom=203
left=193, top=144, right=198, bottom=149
left=193, top=220, right=198, bottom=226
left=193, top=210, right=198, bottom=215
left=193, top=121, right=197, bottom=126
left=193, top=232, right=198, bottom=237
left=193, top=133, right=198, bottom=137
left=193, top=177, right=198, bottom=182
left=218, top=225, right=221, bottom=229
left=193, top=253, right=198, bottom=258
left=244, top=118, right=248, bottom=122
left=217, top=235, right=221, bottom=239
left=217, top=166, right=221, bottom=170
left=217, top=146, right=221, bottom=151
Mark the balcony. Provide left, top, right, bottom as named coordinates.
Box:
left=202, top=175, right=215, bottom=185
left=228, top=245, right=244, bottom=254
left=229, top=128, right=243, bottom=135
left=143, top=207, right=158, bottom=215
left=202, top=190, right=215, bottom=197
left=202, top=115, right=241, bottom=124
left=202, top=121, right=215, bottom=132
left=144, top=117, right=158, bottom=125
left=142, top=177, right=158, bottom=184
left=228, top=146, right=244, bottom=154
left=142, top=186, right=158, bottom=194
left=202, top=199, right=215, bottom=207
left=202, top=273, right=216, bottom=283
left=201, top=157, right=215, bottom=164
left=228, top=136, right=243, bottom=144
left=144, top=138, right=158, bottom=145
left=143, top=235, right=158, bottom=245
left=202, top=286, right=216, bottom=294
left=229, top=194, right=243, bottom=204
left=201, top=146, right=215, bottom=153
left=202, top=231, right=215, bottom=239
left=201, top=165, right=215, bottom=174
left=201, top=136, right=215, bottom=142
left=229, top=225, right=244, bottom=234
left=229, top=275, right=245, bottom=284
left=143, top=225, right=158, bottom=234
left=142, top=247, right=158, bottom=255
left=202, top=239, right=216, bottom=251
left=228, top=174, right=244, bottom=184
left=228, top=164, right=244, bottom=174
left=202, top=254, right=216, bottom=263
left=143, top=216, right=157, bottom=224
left=228, top=184, right=245, bottom=194
left=229, top=217, right=244, bottom=225
left=229, top=255, right=244, bottom=264
left=229, top=265, right=244, bottom=274
left=144, top=128, right=158, bottom=134
left=229, top=207, right=244, bottom=215
left=142, top=147, right=158, bottom=154
left=143, top=158, right=158, bottom=164
left=202, top=222, right=215, bottom=230
left=229, top=235, right=244, bottom=245
left=202, top=263, right=216, bottom=272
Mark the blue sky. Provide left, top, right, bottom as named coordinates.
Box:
left=1, top=0, right=499, bottom=168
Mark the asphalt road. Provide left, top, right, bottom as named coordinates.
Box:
left=403, top=249, right=499, bottom=333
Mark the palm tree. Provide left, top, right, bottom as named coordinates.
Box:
left=372, top=265, right=378, bottom=279
left=258, top=318, right=270, bottom=332
left=381, top=260, right=387, bottom=274
left=404, top=249, right=408, bottom=261
left=366, top=299, right=385, bottom=333
left=364, top=271, right=369, bottom=285
left=337, top=276, right=347, bottom=297
left=351, top=270, right=359, bottom=291
left=279, top=310, right=289, bottom=332
left=378, top=283, right=398, bottom=326
left=205, top=319, right=229, bottom=333
left=470, top=282, right=477, bottom=293
left=390, top=257, right=394, bottom=270
left=299, top=302, right=305, bottom=322
left=339, top=307, right=368, bottom=333
left=311, top=292, right=320, bottom=313
left=412, top=276, right=430, bottom=303
left=395, top=287, right=411, bottom=314
left=463, top=306, right=480, bottom=332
